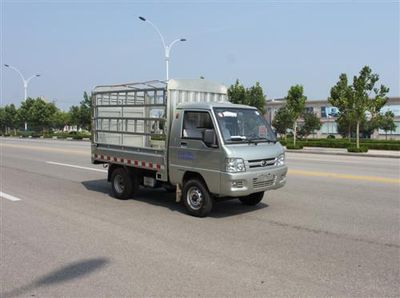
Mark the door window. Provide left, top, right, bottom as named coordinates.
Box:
left=182, top=111, right=214, bottom=139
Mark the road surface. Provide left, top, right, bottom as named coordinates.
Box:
left=1, top=138, right=399, bottom=297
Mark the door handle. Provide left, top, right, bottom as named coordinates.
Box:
left=180, top=142, right=187, bottom=147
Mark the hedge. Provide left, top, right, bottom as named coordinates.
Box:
left=347, top=146, right=368, bottom=153
left=280, top=138, right=400, bottom=145
left=51, top=132, right=91, bottom=140
left=279, top=138, right=400, bottom=151
left=286, top=144, right=304, bottom=150
left=11, top=131, right=91, bottom=140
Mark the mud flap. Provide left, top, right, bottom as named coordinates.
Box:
left=176, top=184, right=182, bottom=202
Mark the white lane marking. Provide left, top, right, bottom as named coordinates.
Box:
left=46, top=161, right=107, bottom=173
left=0, top=192, right=22, bottom=201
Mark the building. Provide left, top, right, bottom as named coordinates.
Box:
left=265, top=97, right=400, bottom=139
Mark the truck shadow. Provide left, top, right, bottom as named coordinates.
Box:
left=2, top=257, right=109, bottom=298
left=211, top=200, right=268, bottom=218
left=82, top=179, right=268, bottom=218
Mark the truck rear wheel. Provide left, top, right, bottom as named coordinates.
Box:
left=239, top=192, right=264, bottom=206
left=182, top=179, right=213, bottom=217
left=111, top=167, right=135, bottom=200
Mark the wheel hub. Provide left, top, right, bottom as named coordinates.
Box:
left=187, top=187, right=203, bottom=210
left=114, top=174, right=125, bottom=193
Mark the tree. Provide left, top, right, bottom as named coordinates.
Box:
left=329, top=66, right=389, bottom=149
left=228, top=80, right=247, bottom=105
left=379, top=111, right=396, bottom=140
left=328, top=74, right=354, bottom=140
left=2, top=104, right=18, bottom=134
left=300, top=112, right=321, bottom=139
left=79, top=91, right=92, bottom=131
left=69, top=106, right=81, bottom=130
left=52, top=110, right=70, bottom=131
left=335, top=116, right=352, bottom=138
left=272, top=107, right=293, bottom=138
left=228, top=80, right=266, bottom=113
left=0, top=107, right=6, bottom=134
left=246, top=82, right=265, bottom=114
left=29, top=99, right=57, bottom=132
left=285, top=85, right=307, bottom=146
left=17, top=97, right=35, bottom=130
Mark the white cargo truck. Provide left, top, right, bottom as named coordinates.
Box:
left=91, top=79, right=287, bottom=217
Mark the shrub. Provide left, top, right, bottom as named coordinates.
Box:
left=286, top=144, right=304, bottom=150
left=347, top=146, right=368, bottom=153
left=327, top=134, right=336, bottom=139
left=56, top=133, right=67, bottom=139
left=32, top=132, right=43, bottom=138
left=43, top=132, right=55, bottom=138
left=365, top=143, right=400, bottom=150
left=51, top=131, right=91, bottom=140
left=16, top=131, right=32, bottom=138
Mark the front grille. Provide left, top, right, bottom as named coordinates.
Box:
left=248, top=157, right=276, bottom=168
left=253, top=176, right=275, bottom=189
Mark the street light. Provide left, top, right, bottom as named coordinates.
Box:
left=138, top=16, right=186, bottom=81
left=4, top=64, right=41, bottom=130
left=4, top=64, right=40, bottom=100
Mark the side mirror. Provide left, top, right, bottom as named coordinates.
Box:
left=203, top=129, right=218, bottom=148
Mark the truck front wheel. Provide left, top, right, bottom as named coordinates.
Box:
left=239, top=192, right=264, bottom=206
left=182, top=179, right=213, bottom=217
left=111, top=167, right=134, bottom=200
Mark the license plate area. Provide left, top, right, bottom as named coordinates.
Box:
left=253, top=173, right=275, bottom=188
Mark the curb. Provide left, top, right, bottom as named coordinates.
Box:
left=285, top=149, right=400, bottom=159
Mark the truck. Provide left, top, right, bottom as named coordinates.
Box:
left=91, top=79, right=287, bottom=217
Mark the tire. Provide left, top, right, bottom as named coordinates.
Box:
left=182, top=179, right=213, bottom=217
left=110, top=167, right=135, bottom=200
left=239, top=192, right=264, bottom=206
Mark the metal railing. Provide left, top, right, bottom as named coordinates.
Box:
left=92, top=81, right=168, bottom=149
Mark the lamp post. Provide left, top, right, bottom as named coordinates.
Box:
left=4, top=64, right=41, bottom=130
left=139, top=16, right=186, bottom=81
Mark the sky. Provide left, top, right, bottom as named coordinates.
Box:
left=1, top=0, right=399, bottom=110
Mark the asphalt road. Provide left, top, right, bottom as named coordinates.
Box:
left=1, top=138, right=399, bottom=297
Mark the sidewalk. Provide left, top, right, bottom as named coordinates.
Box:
left=285, top=146, right=400, bottom=158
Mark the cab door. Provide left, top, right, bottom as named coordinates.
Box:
left=169, top=109, right=222, bottom=194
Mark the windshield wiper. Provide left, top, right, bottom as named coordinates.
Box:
left=265, top=138, right=277, bottom=144
left=247, top=137, right=277, bottom=145
left=228, top=136, right=246, bottom=141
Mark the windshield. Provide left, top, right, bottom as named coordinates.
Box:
left=214, top=107, right=277, bottom=144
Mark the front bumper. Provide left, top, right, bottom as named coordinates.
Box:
left=219, top=165, right=288, bottom=197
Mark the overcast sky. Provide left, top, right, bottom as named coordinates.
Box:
left=1, top=0, right=399, bottom=110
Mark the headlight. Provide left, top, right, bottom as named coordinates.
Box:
left=276, top=153, right=285, bottom=166
left=226, top=158, right=246, bottom=173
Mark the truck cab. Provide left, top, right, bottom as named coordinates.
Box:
left=168, top=102, right=287, bottom=216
